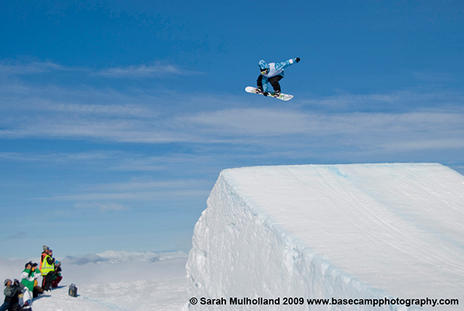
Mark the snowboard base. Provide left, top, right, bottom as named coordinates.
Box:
left=245, top=86, right=293, bottom=101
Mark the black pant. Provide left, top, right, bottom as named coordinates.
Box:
left=257, top=75, right=283, bottom=93
left=42, top=272, right=55, bottom=291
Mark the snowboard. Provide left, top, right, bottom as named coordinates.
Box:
left=245, top=86, right=293, bottom=101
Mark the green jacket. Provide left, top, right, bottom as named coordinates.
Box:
left=21, top=268, right=35, bottom=291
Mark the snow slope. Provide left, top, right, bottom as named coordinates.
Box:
left=0, top=251, right=188, bottom=311
left=187, top=163, right=464, bottom=310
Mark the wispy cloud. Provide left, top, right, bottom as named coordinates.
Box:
left=299, top=90, right=464, bottom=111
left=0, top=60, right=198, bottom=79
left=182, top=108, right=464, bottom=146
left=74, top=202, right=128, bottom=211
left=50, top=189, right=208, bottom=201
left=91, top=179, right=210, bottom=192
left=380, top=139, right=464, bottom=151
left=1, top=79, right=464, bottom=154
left=39, top=178, right=211, bottom=211
left=1, top=64, right=463, bottom=160
left=95, top=63, right=199, bottom=78
left=0, top=151, right=115, bottom=162
left=182, top=108, right=313, bottom=136
left=0, top=61, right=72, bottom=75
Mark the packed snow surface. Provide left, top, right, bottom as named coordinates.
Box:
left=0, top=251, right=188, bottom=311
left=187, top=163, right=464, bottom=310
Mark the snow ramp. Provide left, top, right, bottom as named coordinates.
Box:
left=186, top=164, right=464, bottom=310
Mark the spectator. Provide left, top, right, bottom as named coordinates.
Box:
left=0, top=279, right=12, bottom=311
left=18, top=286, right=32, bottom=311
left=0, top=279, right=22, bottom=311
left=51, top=261, right=62, bottom=289
left=20, top=262, right=34, bottom=293
left=40, top=249, right=55, bottom=291
left=38, top=246, right=49, bottom=272
left=30, top=264, right=43, bottom=298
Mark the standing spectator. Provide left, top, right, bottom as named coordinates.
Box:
left=40, top=249, right=55, bottom=291
left=38, top=246, right=49, bottom=272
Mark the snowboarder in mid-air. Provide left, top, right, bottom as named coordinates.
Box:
left=257, top=57, right=300, bottom=97
left=244, top=57, right=301, bottom=101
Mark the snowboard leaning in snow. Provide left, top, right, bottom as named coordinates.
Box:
left=245, top=86, right=293, bottom=101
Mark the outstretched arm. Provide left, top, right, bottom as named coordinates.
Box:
left=275, top=57, right=300, bottom=71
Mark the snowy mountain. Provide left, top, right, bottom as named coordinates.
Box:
left=187, top=163, right=464, bottom=310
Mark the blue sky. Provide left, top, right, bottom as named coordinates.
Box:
left=1, top=0, right=463, bottom=258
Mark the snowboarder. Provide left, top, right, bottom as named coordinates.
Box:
left=257, top=57, right=300, bottom=96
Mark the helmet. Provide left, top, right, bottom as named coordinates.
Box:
left=258, top=59, right=269, bottom=74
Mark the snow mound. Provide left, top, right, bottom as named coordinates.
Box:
left=186, top=163, right=464, bottom=310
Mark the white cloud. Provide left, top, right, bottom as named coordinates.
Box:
left=0, top=61, right=71, bottom=75
left=0, top=70, right=463, bottom=155
left=91, top=179, right=210, bottom=192
left=0, top=60, right=198, bottom=79
left=46, top=189, right=208, bottom=202
left=182, top=108, right=314, bottom=136
left=0, top=151, right=115, bottom=162
left=74, top=202, right=128, bottom=211
left=300, top=90, right=464, bottom=110
left=380, top=139, right=464, bottom=151
left=95, top=63, right=199, bottom=78
left=1, top=93, right=464, bottom=152
left=38, top=178, right=211, bottom=210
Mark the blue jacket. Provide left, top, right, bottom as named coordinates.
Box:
left=258, top=58, right=298, bottom=92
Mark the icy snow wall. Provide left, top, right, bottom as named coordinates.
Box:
left=186, top=164, right=464, bottom=310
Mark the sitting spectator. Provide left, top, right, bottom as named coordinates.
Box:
left=51, top=261, right=62, bottom=289
left=0, top=279, right=12, bottom=311
left=18, top=286, right=32, bottom=311
left=0, top=279, right=22, bottom=311
left=20, top=262, right=34, bottom=293
left=30, top=264, right=43, bottom=298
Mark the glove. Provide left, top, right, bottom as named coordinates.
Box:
left=295, top=57, right=300, bottom=63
